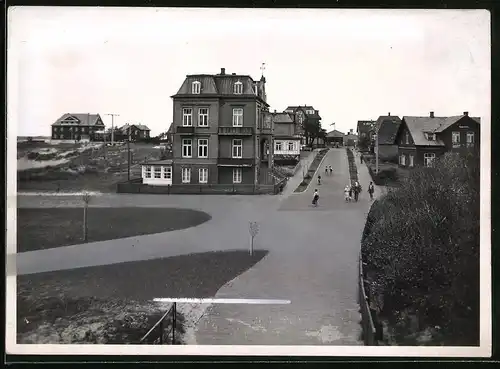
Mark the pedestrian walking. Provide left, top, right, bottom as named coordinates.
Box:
left=312, top=189, right=319, bottom=207
left=348, top=183, right=353, bottom=200
left=353, top=181, right=362, bottom=202
left=344, top=185, right=351, bottom=202
left=318, top=174, right=322, bottom=185
left=325, top=166, right=329, bottom=175
left=329, top=165, right=333, bottom=175
left=368, top=181, right=375, bottom=200
left=360, top=154, right=364, bottom=164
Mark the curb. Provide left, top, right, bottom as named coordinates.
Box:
left=304, top=149, right=329, bottom=193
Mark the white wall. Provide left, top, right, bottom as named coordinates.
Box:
left=142, top=164, right=172, bottom=186
left=274, top=139, right=300, bottom=155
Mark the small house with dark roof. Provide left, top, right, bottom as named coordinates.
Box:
left=118, top=123, right=151, bottom=141
left=395, top=111, right=480, bottom=168
left=374, top=114, right=402, bottom=161
left=344, top=129, right=358, bottom=147
left=271, top=110, right=301, bottom=161
left=51, top=113, right=105, bottom=142
left=326, top=129, right=345, bottom=147
left=356, top=120, right=375, bottom=138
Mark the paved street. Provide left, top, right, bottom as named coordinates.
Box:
left=14, top=147, right=381, bottom=345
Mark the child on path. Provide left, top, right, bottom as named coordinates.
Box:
left=312, top=189, right=319, bottom=207
left=353, top=181, right=362, bottom=202
left=318, top=174, right=322, bottom=185
left=348, top=184, right=353, bottom=200
left=329, top=166, right=333, bottom=175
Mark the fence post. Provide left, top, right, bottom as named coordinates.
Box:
left=159, top=319, right=164, bottom=344
left=172, top=302, right=177, bottom=345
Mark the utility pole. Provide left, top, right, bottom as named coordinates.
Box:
left=375, top=133, right=379, bottom=174
left=127, top=125, right=131, bottom=181
left=105, top=113, right=120, bottom=146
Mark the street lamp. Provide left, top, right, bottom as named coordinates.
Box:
left=374, top=133, right=379, bottom=174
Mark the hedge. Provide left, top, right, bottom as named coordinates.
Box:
left=361, top=152, right=479, bottom=345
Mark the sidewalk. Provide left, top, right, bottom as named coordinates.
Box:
left=280, top=149, right=320, bottom=197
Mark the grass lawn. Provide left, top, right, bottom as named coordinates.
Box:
left=17, top=250, right=268, bottom=344
left=17, top=207, right=211, bottom=252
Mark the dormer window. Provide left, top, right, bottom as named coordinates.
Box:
left=425, top=132, right=436, bottom=141
left=306, top=109, right=315, bottom=115
left=192, top=81, right=201, bottom=94
left=234, top=81, right=243, bottom=95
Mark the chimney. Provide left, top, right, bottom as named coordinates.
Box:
left=274, top=109, right=277, bottom=113
left=388, top=112, right=391, bottom=116
left=232, top=73, right=236, bottom=75
left=463, top=111, right=469, bottom=116
left=430, top=111, right=435, bottom=118
left=220, top=68, right=226, bottom=75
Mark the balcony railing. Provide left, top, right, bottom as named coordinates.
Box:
left=217, top=158, right=254, bottom=166
left=176, top=126, right=195, bottom=134
left=218, top=126, right=254, bottom=136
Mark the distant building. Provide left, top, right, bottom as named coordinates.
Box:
left=117, top=123, right=151, bottom=141
left=344, top=129, right=358, bottom=147
left=51, top=113, right=105, bottom=142
left=374, top=114, right=402, bottom=161
left=326, top=130, right=345, bottom=146
left=284, top=105, right=322, bottom=146
left=395, top=111, right=480, bottom=168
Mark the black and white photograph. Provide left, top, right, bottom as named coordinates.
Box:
left=6, top=7, right=491, bottom=357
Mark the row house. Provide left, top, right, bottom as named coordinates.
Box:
left=270, top=111, right=301, bottom=163
left=141, top=67, right=271, bottom=187
left=51, top=113, right=105, bottom=142
left=395, top=111, right=480, bottom=168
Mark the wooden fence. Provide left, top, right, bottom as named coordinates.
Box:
left=358, top=252, right=378, bottom=346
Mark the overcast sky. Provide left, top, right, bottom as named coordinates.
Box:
left=8, top=7, right=490, bottom=136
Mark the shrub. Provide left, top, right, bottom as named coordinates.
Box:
left=26, top=152, right=38, bottom=160
left=361, top=151, right=479, bottom=345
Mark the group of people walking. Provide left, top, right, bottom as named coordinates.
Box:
left=312, top=180, right=375, bottom=207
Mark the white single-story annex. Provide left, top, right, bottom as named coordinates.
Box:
left=273, top=138, right=301, bottom=156
left=141, top=159, right=173, bottom=186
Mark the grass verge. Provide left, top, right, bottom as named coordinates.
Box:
left=17, top=250, right=269, bottom=344
left=293, top=149, right=329, bottom=193
left=17, top=207, right=212, bottom=252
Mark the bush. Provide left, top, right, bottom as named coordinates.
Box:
left=361, top=152, right=479, bottom=345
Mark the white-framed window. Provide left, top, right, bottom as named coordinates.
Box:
left=198, top=138, right=208, bottom=158
left=154, top=166, right=162, bottom=178
left=162, top=166, right=172, bottom=179
left=232, top=139, right=243, bottom=158
left=181, top=167, right=191, bottom=183
left=297, top=113, right=303, bottom=124
left=182, top=138, right=192, bottom=158
left=466, top=132, right=475, bottom=147
left=399, top=154, right=406, bottom=166
left=409, top=155, right=414, bottom=167
left=198, top=108, right=209, bottom=127
left=306, top=109, right=315, bottom=115
left=234, top=81, right=243, bottom=94
left=182, top=108, right=193, bottom=126
left=426, top=132, right=436, bottom=141
left=192, top=81, right=201, bottom=94
left=253, top=84, right=258, bottom=95
left=232, top=108, right=243, bottom=127
left=275, top=142, right=282, bottom=151
left=144, top=166, right=152, bottom=178
left=424, top=153, right=436, bottom=167
left=233, top=168, right=242, bottom=183
left=199, top=168, right=208, bottom=183
left=452, top=131, right=461, bottom=147
left=288, top=142, right=295, bottom=151
left=405, top=132, right=410, bottom=144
